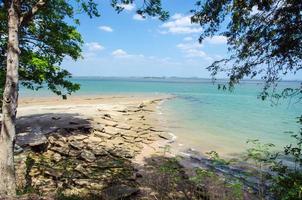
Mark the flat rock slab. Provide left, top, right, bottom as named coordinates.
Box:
left=102, top=185, right=139, bottom=200
left=16, top=132, right=47, bottom=146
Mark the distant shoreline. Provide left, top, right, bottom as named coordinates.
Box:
left=70, top=76, right=302, bottom=82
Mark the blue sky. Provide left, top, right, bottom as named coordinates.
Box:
left=63, top=0, right=301, bottom=80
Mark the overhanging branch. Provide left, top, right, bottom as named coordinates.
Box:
left=19, top=0, right=46, bottom=27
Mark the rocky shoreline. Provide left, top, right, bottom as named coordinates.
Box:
left=12, top=95, right=174, bottom=199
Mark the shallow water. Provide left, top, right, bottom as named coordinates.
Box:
left=20, top=77, right=302, bottom=157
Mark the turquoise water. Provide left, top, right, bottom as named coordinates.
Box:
left=20, top=77, right=302, bottom=156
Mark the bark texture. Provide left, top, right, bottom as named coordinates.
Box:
left=0, top=0, right=20, bottom=196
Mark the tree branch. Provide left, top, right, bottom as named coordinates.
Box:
left=19, top=0, right=46, bottom=27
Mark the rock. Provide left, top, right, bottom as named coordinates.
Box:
left=116, top=124, right=132, bottom=130
left=110, top=137, right=125, bottom=146
left=108, top=148, right=134, bottom=159
left=94, top=131, right=112, bottom=139
left=102, top=185, right=139, bottom=200
left=16, top=132, right=48, bottom=147
left=29, top=168, right=40, bottom=177
left=121, top=135, right=135, bottom=141
left=31, top=176, right=56, bottom=193
left=52, top=153, right=62, bottom=162
left=73, top=179, right=104, bottom=190
left=80, top=150, right=96, bottom=162
left=14, top=144, right=23, bottom=154
left=158, top=133, right=169, bottom=140
left=52, top=140, right=66, bottom=147
left=103, top=126, right=120, bottom=135
left=51, top=146, right=80, bottom=157
left=88, top=182, right=104, bottom=190
left=73, top=179, right=91, bottom=186
left=64, top=124, right=92, bottom=133
left=91, top=147, right=108, bottom=156
left=135, top=172, right=143, bottom=178
left=44, top=167, right=63, bottom=178
left=62, top=187, right=90, bottom=197
left=70, top=135, right=88, bottom=141
left=104, top=114, right=111, bottom=118
left=93, top=124, right=105, bottom=132
left=69, top=141, right=85, bottom=150
left=117, top=109, right=127, bottom=113
left=28, top=135, right=48, bottom=152
left=97, top=119, right=118, bottom=127
left=74, top=164, right=86, bottom=173
left=138, top=103, right=145, bottom=108
left=48, top=135, right=67, bottom=146
left=134, top=138, right=143, bottom=142
left=85, top=136, right=103, bottom=144
left=128, top=172, right=143, bottom=181
left=149, top=127, right=163, bottom=132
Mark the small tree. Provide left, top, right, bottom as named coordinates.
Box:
left=0, top=0, right=168, bottom=196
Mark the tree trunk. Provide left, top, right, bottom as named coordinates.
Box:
left=0, top=0, right=20, bottom=196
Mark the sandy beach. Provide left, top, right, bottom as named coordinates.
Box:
left=13, top=94, right=175, bottom=198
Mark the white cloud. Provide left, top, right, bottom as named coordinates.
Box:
left=117, top=3, right=135, bottom=11
left=99, top=26, right=113, bottom=32
left=133, top=14, right=146, bottom=21
left=183, top=36, right=193, bottom=41
left=171, top=13, right=183, bottom=20
left=112, top=49, right=129, bottom=57
left=177, top=42, right=209, bottom=58
left=177, top=42, right=202, bottom=51
left=160, top=13, right=202, bottom=34
left=85, top=42, right=104, bottom=51
left=185, top=49, right=207, bottom=58
left=204, top=36, right=227, bottom=44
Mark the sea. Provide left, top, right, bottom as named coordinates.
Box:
left=20, top=77, right=302, bottom=157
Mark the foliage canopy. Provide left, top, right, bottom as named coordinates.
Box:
left=0, top=0, right=168, bottom=98
left=191, top=0, right=302, bottom=100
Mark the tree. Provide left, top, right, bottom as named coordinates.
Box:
left=0, top=0, right=168, bottom=196
left=191, top=0, right=302, bottom=101
left=191, top=1, right=302, bottom=198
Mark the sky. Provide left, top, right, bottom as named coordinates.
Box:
left=62, top=0, right=302, bottom=80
